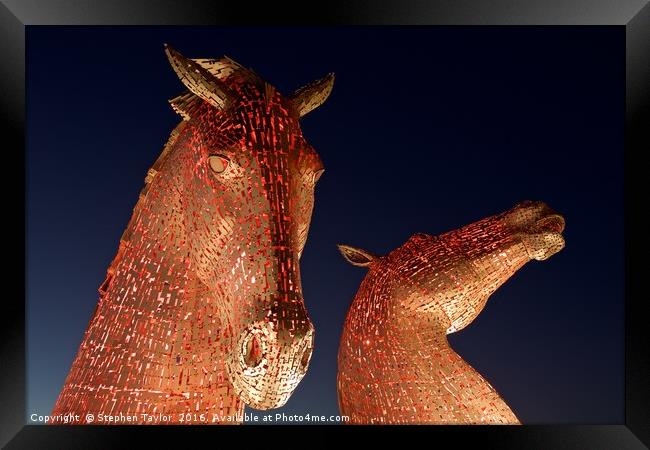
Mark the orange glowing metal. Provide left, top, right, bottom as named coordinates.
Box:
left=337, top=201, right=565, bottom=424
left=51, top=45, right=333, bottom=423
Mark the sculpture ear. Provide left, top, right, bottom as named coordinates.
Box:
left=290, top=73, right=335, bottom=118
left=337, top=244, right=376, bottom=268
left=164, top=44, right=233, bottom=111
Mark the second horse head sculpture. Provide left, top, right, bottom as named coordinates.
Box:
left=337, top=201, right=565, bottom=424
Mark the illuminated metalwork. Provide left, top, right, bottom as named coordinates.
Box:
left=337, top=201, right=565, bottom=424
left=51, top=45, right=333, bottom=424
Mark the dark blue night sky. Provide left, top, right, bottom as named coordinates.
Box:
left=26, top=26, right=624, bottom=424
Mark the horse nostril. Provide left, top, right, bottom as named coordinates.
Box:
left=299, top=343, right=312, bottom=372
left=535, top=214, right=565, bottom=234
left=244, top=334, right=264, bottom=368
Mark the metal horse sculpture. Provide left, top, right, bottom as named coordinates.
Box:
left=52, top=45, right=333, bottom=423
left=337, top=201, right=565, bottom=424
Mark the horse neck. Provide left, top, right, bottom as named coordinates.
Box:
left=103, top=122, right=194, bottom=311
left=390, top=306, right=519, bottom=423
left=340, top=271, right=519, bottom=424
left=56, top=124, right=244, bottom=421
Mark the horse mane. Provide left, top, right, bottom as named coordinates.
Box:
left=118, top=121, right=186, bottom=246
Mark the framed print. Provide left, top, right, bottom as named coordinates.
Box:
left=2, top=1, right=648, bottom=448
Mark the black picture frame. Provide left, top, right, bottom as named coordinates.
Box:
left=3, top=1, right=648, bottom=448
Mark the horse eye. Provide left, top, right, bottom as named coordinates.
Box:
left=313, top=169, right=325, bottom=183
left=412, top=232, right=432, bottom=242
left=208, top=155, right=229, bottom=174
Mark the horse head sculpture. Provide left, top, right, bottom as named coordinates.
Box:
left=337, top=201, right=565, bottom=424
left=52, top=45, right=333, bottom=422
